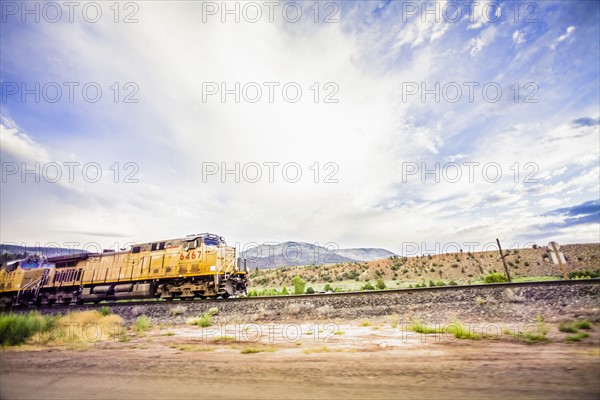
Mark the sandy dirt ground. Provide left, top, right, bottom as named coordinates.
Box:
left=1, top=320, right=599, bottom=400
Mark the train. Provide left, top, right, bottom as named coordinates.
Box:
left=0, top=233, right=248, bottom=307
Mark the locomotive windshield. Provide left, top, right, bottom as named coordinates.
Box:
left=183, top=233, right=225, bottom=249
left=2, top=256, right=50, bottom=271
left=204, top=237, right=220, bottom=246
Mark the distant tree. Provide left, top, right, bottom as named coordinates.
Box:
left=292, top=276, right=306, bottom=294
left=376, top=278, right=386, bottom=290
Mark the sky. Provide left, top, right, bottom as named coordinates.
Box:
left=1, top=0, right=599, bottom=256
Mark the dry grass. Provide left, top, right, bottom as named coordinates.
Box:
left=241, top=345, right=276, bottom=354
left=30, top=311, right=125, bottom=345
left=172, top=344, right=216, bottom=352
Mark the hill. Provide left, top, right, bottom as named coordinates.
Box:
left=248, top=243, right=600, bottom=291
left=241, top=242, right=395, bottom=269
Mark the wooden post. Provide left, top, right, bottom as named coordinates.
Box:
left=496, top=238, right=512, bottom=282
left=548, top=241, right=569, bottom=280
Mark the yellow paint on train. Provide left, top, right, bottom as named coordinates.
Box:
left=0, top=233, right=248, bottom=306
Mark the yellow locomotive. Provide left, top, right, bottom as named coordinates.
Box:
left=0, top=233, right=247, bottom=307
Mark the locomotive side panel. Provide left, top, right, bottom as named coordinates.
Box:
left=2, top=233, right=248, bottom=307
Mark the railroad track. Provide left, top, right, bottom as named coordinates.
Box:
left=7, top=278, right=599, bottom=312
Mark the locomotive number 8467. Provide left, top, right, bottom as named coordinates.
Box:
left=0, top=233, right=248, bottom=307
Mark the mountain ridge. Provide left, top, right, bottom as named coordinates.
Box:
left=241, top=241, right=396, bottom=269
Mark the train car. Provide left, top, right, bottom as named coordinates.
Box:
left=0, top=233, right=247, bottom=307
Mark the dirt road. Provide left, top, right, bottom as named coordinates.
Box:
left=1, top=322, right=599, bottom=400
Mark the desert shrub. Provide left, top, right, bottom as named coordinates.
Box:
left=98, top=306, right=112, bottom=316
left=362, top=282, right=375, bottom=291
left=522, top=315, right=549, bottom=344
left=569, top=270, right=600, bottom=279
left=566, top=332, right=590, bottom=342
left=133, top=315, right=152, bottom=333
left=208, top=307, right=219, bottom=316
left=558, top=323, right=578, bottom=333
left=376, top=279, right=386, bottom=290
left=483, top=273, right=508, bottom=283
left=323, top=284, right=333, bottom=292
left=305, top=287, right=315, bottom=294
left=448, top=281, right=458, bottom=286
left=576, top=320, right=591, bottom=330
left=198, top=314, right=212, bottom=328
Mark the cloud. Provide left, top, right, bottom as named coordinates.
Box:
left=551, top=26, right=575, bottom=49
left=467, top=1, right=500, bottom=30
left=545, top=199, right=600, bottom=220
left=0, top=2, right=598, bottom=252
left=467, top=27, right=496, bottom=56
left=571, top=117, right=600, bottom=127
left=512, top=30, right=526, bottom=46
left=557, top=26, right=576, bottom=42
left=0, top=117, right=50, bottom=163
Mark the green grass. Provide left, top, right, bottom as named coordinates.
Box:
left=576, top=320, right=592, bottom=330
left=558, top=323, right=579, bottom=333
left=197, top=314, right=213, bottom=328
left=482, top=273, right=508, bottom=283
left=133, top=315, right=152, bottom=334
left=0, top=312, right=60, bottom=346
left=521, top=315, right=550, bottom=344
left=522, top=332, right=549, bottom=344
left=98, top=306, right=112, bottom=316
left=559, top=320, right=592, bottom=333
left=512, top=276, right=562, bottom=282
left=566, top=332, right=590, bottom=342
left=411, top=321, right=482, bottom=340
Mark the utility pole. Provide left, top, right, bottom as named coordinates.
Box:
left=496, top=238, right=512, bottom=282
